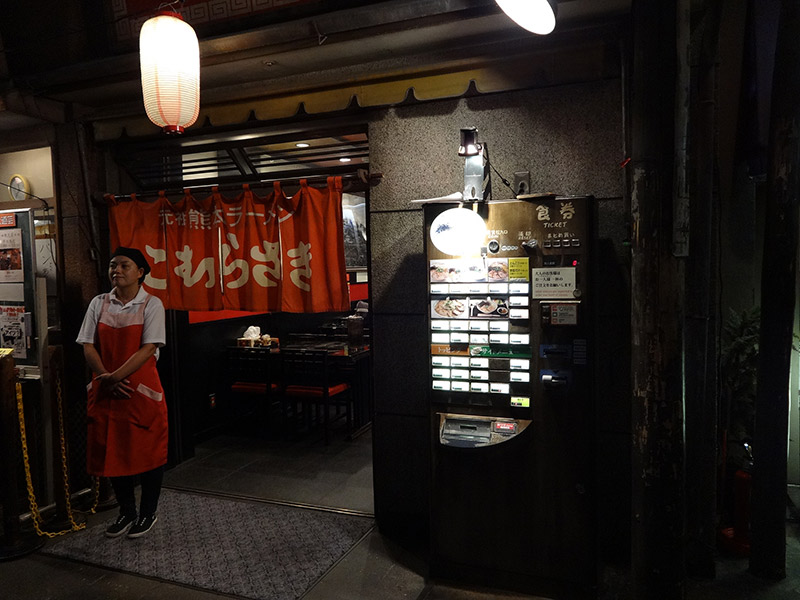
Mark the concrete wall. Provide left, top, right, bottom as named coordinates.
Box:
left=367, top=79, right=630, bottom=556
left=0, top=147, right=54, bottom=201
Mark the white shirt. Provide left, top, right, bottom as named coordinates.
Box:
left=77, top=287, right=165, bottom=358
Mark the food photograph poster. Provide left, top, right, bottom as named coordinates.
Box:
left=0, top=229, right=24, bottom=283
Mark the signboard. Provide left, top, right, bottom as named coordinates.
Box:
left=531, top=267, right=576, bottom=299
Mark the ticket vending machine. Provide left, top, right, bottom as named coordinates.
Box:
left=427, top=197, right=595, bottom=598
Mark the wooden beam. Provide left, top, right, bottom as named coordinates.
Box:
left=630, top=0, right=685, bottom=597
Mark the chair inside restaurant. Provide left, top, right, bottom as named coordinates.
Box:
left=225, top=345, right=282, bottom=427
left=280, top=348, right=353, bottom=446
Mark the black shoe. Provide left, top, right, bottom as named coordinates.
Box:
left=127, top=514, right=158, bottom=538
left=105, top=513, right=136, bottom=538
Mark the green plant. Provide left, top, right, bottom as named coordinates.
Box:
left=720, top=307, right=760, bottom=444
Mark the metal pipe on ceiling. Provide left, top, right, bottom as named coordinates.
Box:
left=101, top=170, right=382, bottom=203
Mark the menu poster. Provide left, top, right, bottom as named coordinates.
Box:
left=0, top=229, right=23, bottom=283
left=0, top=305, right=26, bottom=359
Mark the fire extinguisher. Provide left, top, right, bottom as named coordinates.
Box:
left=718, top=440, right=753, bottom=556
left=732, top=442, right=754, bottom=553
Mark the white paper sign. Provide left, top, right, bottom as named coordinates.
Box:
left=532, top=267, right=576, bottom=299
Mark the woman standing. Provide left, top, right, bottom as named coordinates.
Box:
left=76, top=247, right=168, bottom=538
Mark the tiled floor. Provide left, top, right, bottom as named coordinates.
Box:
left=2, top=430, right=800, bottom=599
left=163, top=428, right=375, bottom=514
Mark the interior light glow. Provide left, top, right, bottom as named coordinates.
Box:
left=296, top=142, right=310, bottom=148
left=495, top=0, right=557, bottom=35
left=339, top=157, right=352, bottom=163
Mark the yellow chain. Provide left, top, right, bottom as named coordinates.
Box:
left=16, top=377, right=86, bottom=537
left=54, top=373, right=95, bottom=523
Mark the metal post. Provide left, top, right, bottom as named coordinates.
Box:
left=0, top=352, right=44, bottom=559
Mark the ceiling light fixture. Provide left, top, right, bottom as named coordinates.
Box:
left=139, top=11, right=200, bottom=134
left=339, top=157, right=352, bottom=163
left=296, top=142, right=310, bottom=148
left=495, top=0, right=558, bottom=35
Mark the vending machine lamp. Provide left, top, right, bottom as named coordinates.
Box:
left=458, top=127, right=482, bottom=157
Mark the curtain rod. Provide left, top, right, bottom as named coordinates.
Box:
left=103, top=171, right=382, bottom=202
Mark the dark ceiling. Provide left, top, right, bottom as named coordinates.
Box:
left=1, top=0, right=388, bottom=77
left=0, top=0, right=630, bottom=189
left=0, top=0, right=630, bottom=126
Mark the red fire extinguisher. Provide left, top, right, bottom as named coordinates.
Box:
left=733, top=443, right=753, bottom=547
left=719, top=441, right=753, bottom=556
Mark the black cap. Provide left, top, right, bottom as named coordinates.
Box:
left=111, top=247, right=151, bottom=276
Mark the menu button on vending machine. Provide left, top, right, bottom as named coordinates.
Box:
left=490, top=382, right=510, bottom=394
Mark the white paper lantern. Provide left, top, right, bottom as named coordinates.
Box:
left=139, top=12, right=200, bottom=134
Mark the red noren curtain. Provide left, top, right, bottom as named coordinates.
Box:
left=107, top=177, right=349, bottom=313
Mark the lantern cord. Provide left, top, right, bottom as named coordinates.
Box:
left=157, top=0, right=184, bottom=12
left=0, top=181, right=51, bottom=211
left=102, top=171, right=382, bottom=203
left=312, top=21, right=328, bottom=45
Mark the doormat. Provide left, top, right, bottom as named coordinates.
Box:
left=42, top=489, right=374, bottom=600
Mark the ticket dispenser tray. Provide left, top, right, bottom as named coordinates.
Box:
left=439, top=414, right=529, bottom=448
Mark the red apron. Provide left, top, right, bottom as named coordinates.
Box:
left=86, top=293, right=168, bottom=477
